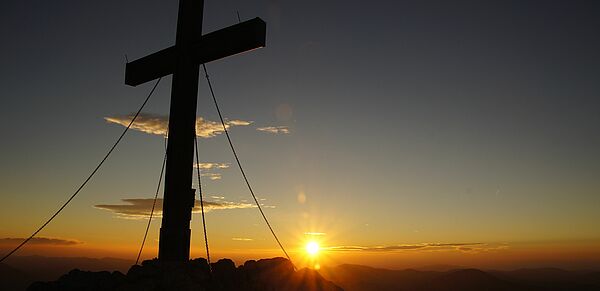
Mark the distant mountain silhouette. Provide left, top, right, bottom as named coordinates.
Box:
left=320, top=264, right=600, bottom=291
left=421, top=268, right=519, bottom=291
left=414, top=264, right=466, bottom=272
left=320, top=264, right=436, bottom=291
left=27, top=257, right=342, bottom=291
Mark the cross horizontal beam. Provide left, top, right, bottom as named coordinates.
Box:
left=125, top=17, right=266, bottom=86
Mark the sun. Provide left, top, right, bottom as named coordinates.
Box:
left=305, top=241, right=320, bottom=256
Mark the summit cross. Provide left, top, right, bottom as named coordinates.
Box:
left=124, top=0, right=266, bottom=262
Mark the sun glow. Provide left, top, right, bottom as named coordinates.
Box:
left=306, top=241, right=320, bottom=256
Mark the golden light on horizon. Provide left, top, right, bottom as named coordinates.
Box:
left=306, top=241, right=320, bottom=256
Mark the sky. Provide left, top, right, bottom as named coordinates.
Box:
left=1, top=0, right=599, bottom=270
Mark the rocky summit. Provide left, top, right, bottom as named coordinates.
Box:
left=27, top=257, right=343, bottom=291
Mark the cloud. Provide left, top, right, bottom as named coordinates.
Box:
left=231, top=238, right=254, bottom=241
left=197, top=118, right=252, bottom=138
left=104, top=113, right=252, bottom=138
left=304, top=232, right=326, bottom=236
left=326, top=243, right=497, bottom=253
left=191, top=163, right=230, bottom=180
left=0, top=237, right=81, bottom=246
left=228, top=120, right=253, bottom=126
left=256, top=126, right=290, bottom=134
left=195, top=163, right=230, bottom=170
left=104, top=113, right=166, bottom=135
left=201, top=173, right=223, bottom=180
left=95, top=198, right=254, bottom=219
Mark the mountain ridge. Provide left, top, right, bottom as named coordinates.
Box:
left=2, top=255, right=599, bottom=291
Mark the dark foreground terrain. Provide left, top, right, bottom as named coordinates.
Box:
left=2, top=255, right=599, bottom=291
left=24, top=257, right=342, bottom=291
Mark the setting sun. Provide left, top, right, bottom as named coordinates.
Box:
left=305, top=241, right=320, bottom=256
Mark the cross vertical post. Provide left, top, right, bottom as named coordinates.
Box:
left=158, top=0, right=204, bottom=262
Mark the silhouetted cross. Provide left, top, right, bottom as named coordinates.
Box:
left=125, top=0, right=266, bottom=262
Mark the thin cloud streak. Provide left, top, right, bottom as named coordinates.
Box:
left=191, top=163, right=230, bottom=181
left=201, top=172, right=223, bottom=180
left=256, top=126, right=290, bottom=134
left=325, top=243, right=506, bottom=253
left=95, top=198, right=255, bottom=219
left=232, top=238, right=254, bottom=241
left=0, top=237, right=81, bottom=246
left=195, top=162, right=230, bottom=170
left=304, top=232, right=327, bottom=236
left=104, top=113, right=252, bottom=138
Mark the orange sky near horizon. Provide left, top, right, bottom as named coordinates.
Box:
left=2, top=236, right=599, bottom=271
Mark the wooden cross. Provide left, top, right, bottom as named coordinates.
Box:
left=125, top=0, right=266, bottom=262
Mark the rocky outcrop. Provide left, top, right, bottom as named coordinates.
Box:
left=28, top=257, right=343, bottom=291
